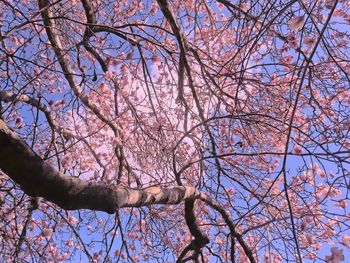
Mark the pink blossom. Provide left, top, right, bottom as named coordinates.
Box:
left=317, top=168, right=326, bottom=178
left=151, top=55, right=161, bottom=65
left=15, top=117, right=24, bottom=129
left=339, top=200, right=347, bottom=209
left=128, top=232, right=137, bottom=239
left=239, top=2, right=250, bottom=12
left=42, top=228, right=52, bottom=237
left=311, top=163, right=318, bottom=172
left=289, top=15, right=305, bottom=31
left=61, top=155, right=73, bottom=169
left=325, top=0, right=336, bottom=9
left=66, top=239, right=74, bottom=247
left=294, top=145, right=303, bottom=154
left=325, top=247, right=344, bottom=263
left=217, top=2, right=224, bottom=10
left=304, top=36, right=316, bottom=48
left=104, top=71, right=115, bottom=80
left=163, top=236, right=172, bottom=244
left=68, top=216, right=78, bottom=225
left=342, top=235, right=350, bottom=246
left=306, top=252, right=316, bottom=259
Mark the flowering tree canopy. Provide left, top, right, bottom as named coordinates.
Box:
left=0, top=0, right=350, bottom=262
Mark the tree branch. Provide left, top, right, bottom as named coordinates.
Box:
left=156, top=0, right=186, bottom=104
left=0, top=119, right=201, bottom=213
left=200, top=195, right=256, bottom=263
left=37, top=0, right=121, bottom=136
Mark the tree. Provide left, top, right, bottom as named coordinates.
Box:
left=0, top=0, right=349, bottom=262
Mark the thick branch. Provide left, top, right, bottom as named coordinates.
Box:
left=156, top=0, right=186, bottom=104
left=0, top=119, right=201, bottom=213
left=176, top=199, right=210, bottom=261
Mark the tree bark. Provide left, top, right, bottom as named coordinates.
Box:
left=0, top=119, right=201, bottom=213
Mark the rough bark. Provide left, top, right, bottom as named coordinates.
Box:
left=0, top=119, right=201, bottom=213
